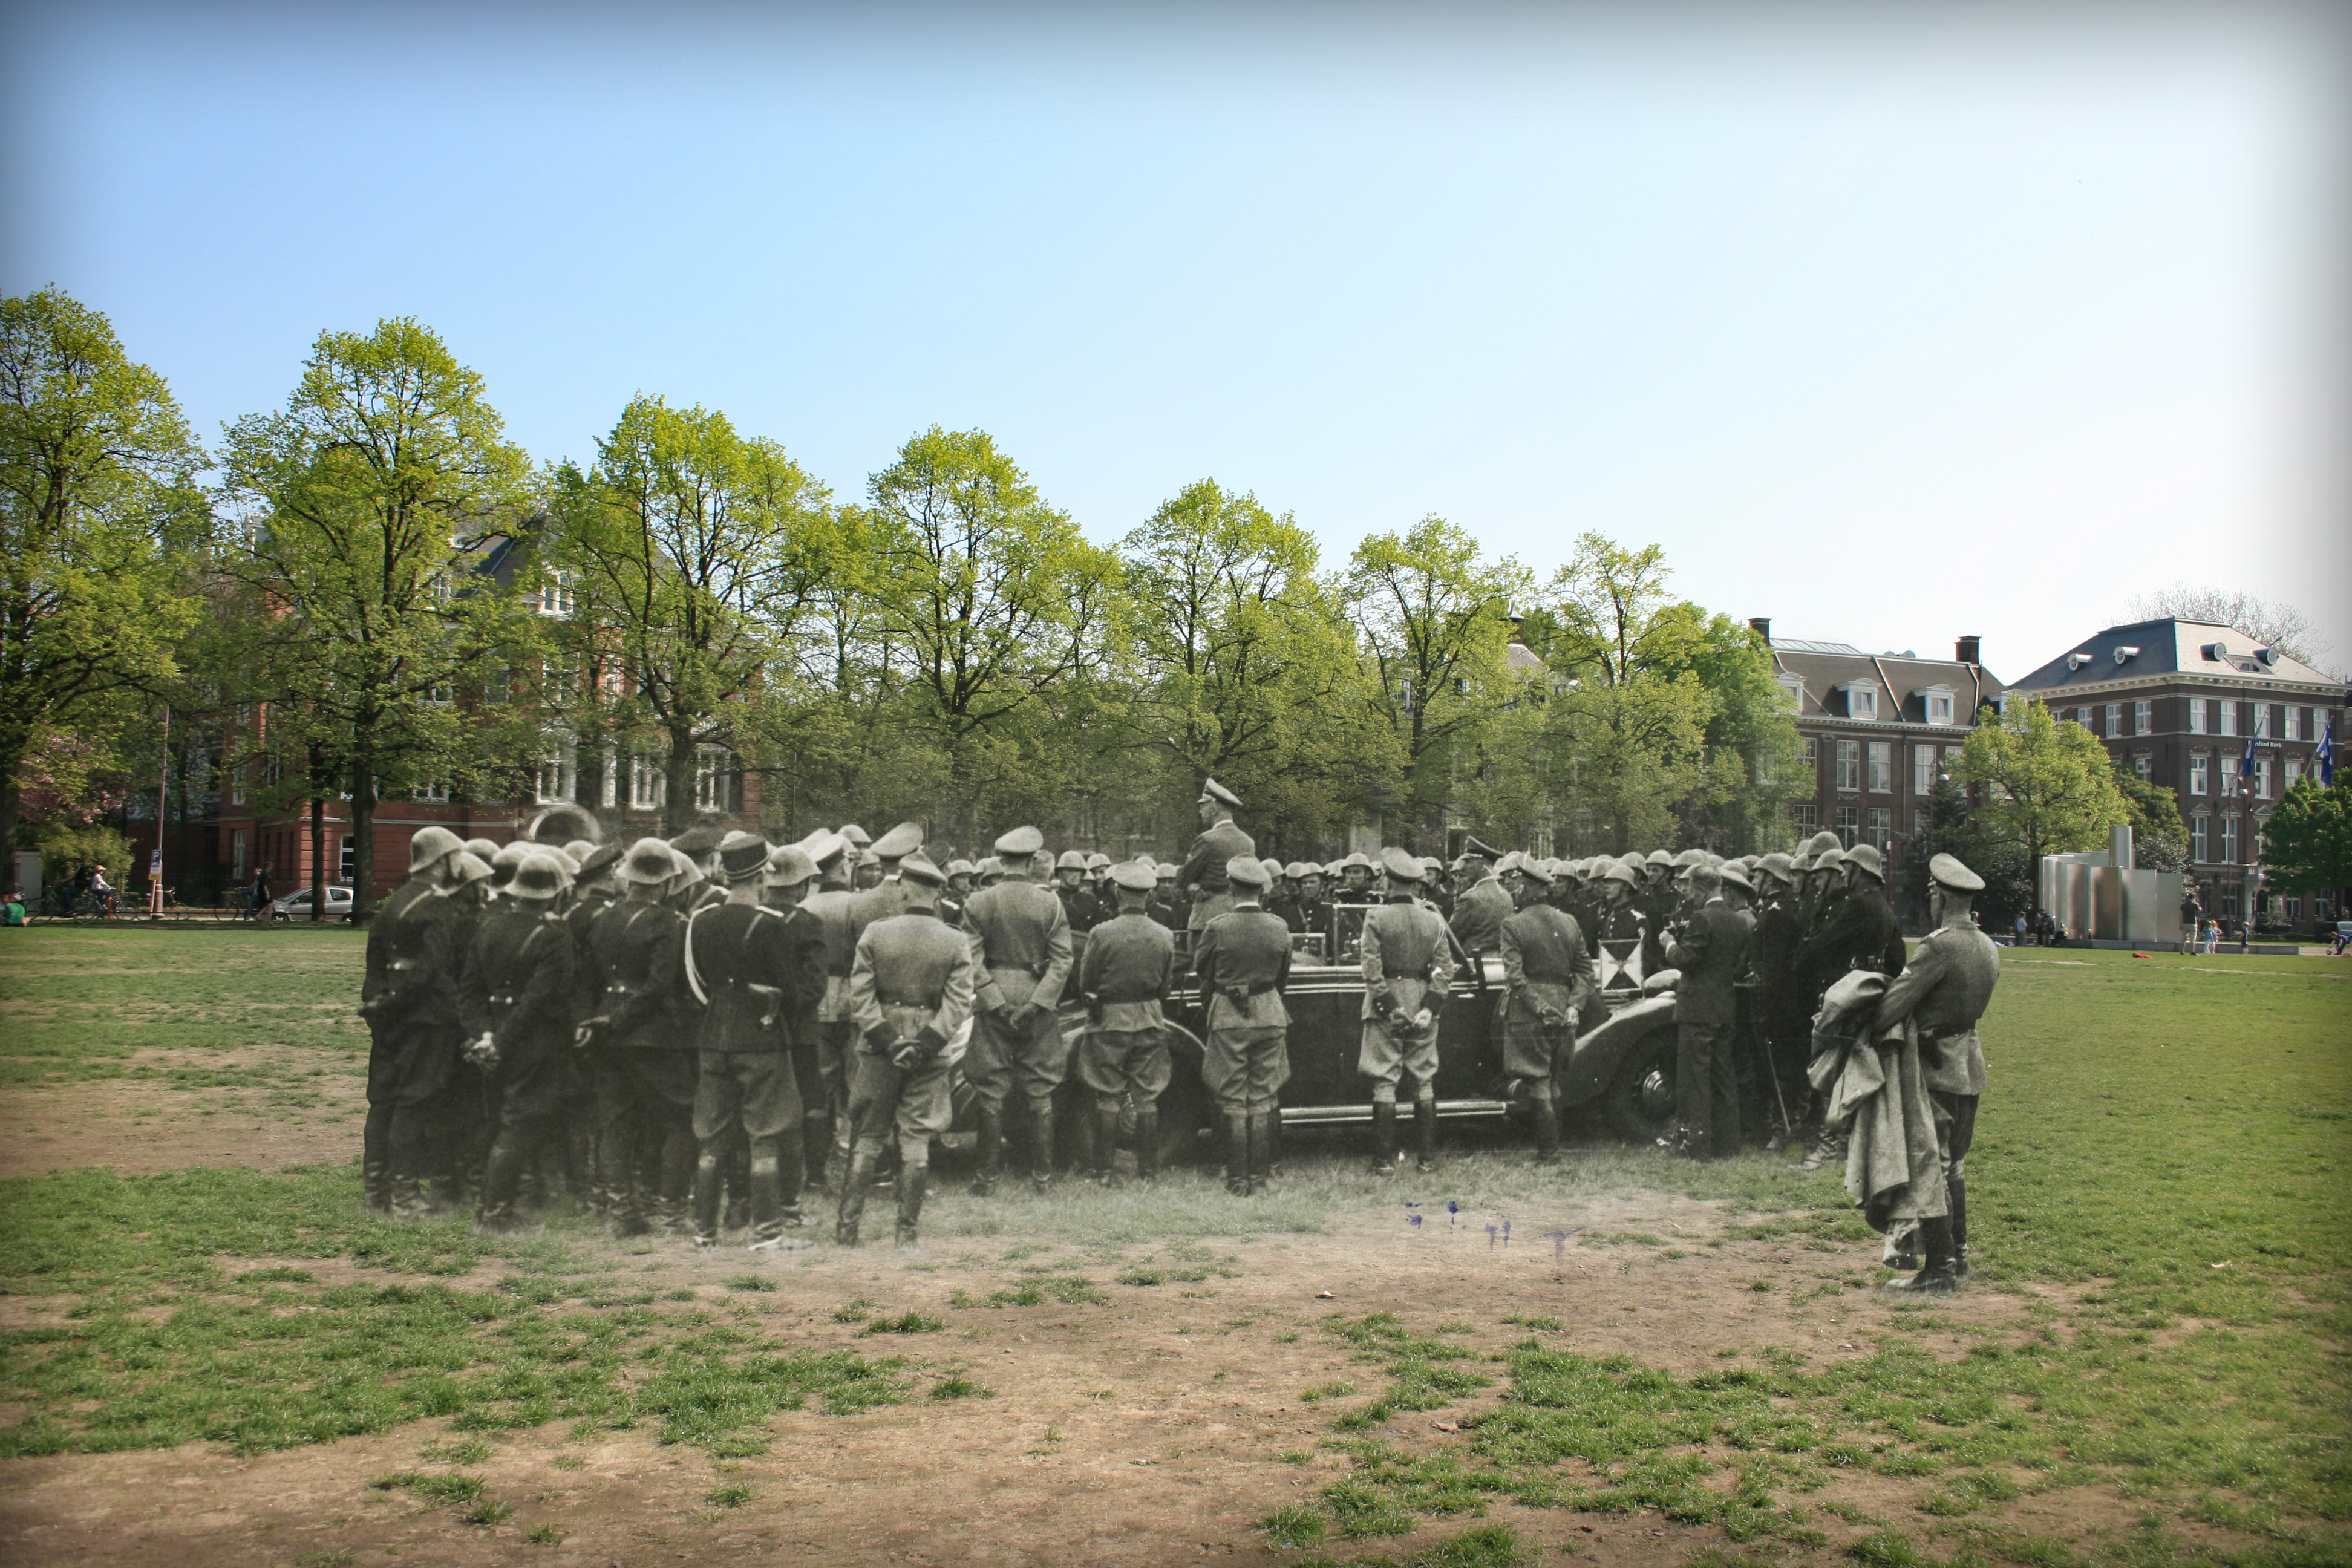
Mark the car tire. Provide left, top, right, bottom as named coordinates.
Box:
left=1603, top=1024, right=1679, bottom=1145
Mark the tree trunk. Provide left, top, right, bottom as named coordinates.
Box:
left=663, top=727, right=697, bottom=834
left=309, top=797, right=325, bottom=923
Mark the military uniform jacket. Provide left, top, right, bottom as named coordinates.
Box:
left=1361, top=898, right=1456, bottom=1021
left=1281, top=895, right=1332, bottom=939
left=1794, top=887, right=1906, bottom=999
left=799, top=889, right=860, bottom=1022
left=585, top=897, right=694, bottom=1050
left=1177, top=819, right=1256, bottom=901
left=1079, top=912, right=1175, bottom=1031
left=961, top=881, right=1074, bottom=1014
left=462, top=905, right=579, bottom=1053
left=1875, top=925, right=1998, bottom=1096
left=1748, top=897, right=1803, bottom=1030
left=687, top=901, right=825, bottom=1053
left=1666, top=900, right=1756, bottom=1027
left=849, top=910, right=979, bottom=1050
left=1449, top=877, right=1512, bottom=953
left=1056, top=883, right=1107, bottom=938
left=1499, top=904, right=1595, bottom=1021
left=362, top=880, right=465, bottom=1035
left=1194, top=907, right=1292, bottom=1030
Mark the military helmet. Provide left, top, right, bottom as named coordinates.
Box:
left=1262, top=857, right=1285, bottom=881
left=509, top=849, right=567, bottom=900
left=408, top=826, right=464, bottom=874
left=1757, top=851, right=1795, bottom=884
left=463, top=837, right=500, bottom=862
left=1056, top=849, right=1089, bottom=871
left=1844, top=842, right=1885, bottom=880
left=765, top=845, right=818, bottom=886
left=944, top=858, right=977, bottom=879
left=622, top=838, right=678, bottom=885
left=1085, top=852, right=1112, bottom=871
left=450, top=851, right=493, bottom=887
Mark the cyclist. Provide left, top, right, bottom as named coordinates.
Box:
left=89, top=864, right=115, bottom=916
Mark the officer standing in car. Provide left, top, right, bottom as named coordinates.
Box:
left=1178, top=780, right=1256, bottom=934
left=1447, top=837, right=1511, bottom=955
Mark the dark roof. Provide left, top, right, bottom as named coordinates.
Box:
left=1768, top=638, right=2003, bottom=725
left=2006, top=618, right=2340, bottom=696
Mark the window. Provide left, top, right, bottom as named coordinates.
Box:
left=1787, top=801, right=1818, bottom=832
left=1867, top=742, right=1892, bottom=792
left=1913, top=745, right=1934, bottom=796
left=630, top=751, right=665, bottom=810
left=1944, top=745, right=1965, bottom=771
left=2189, top=699, right=2207, bottom=735
left=1835, top=740, right=1860, bottom=791
left=2074, top=707, right=2092, bottom=730
left=1834, top=805, right=1860, bottom=848
left=1926, top=692, right=1954, bottom=724
left=1864, top=808, right=1892, bottom=852
left=2286, top=759, right=2304, bottom=789
left=2190, top=814, right=2209, bottom=861
left=2286, top=706, right=2303, bottom=741
left=2253, top=704, right=2270, bottom=739
left=2189, top=753, right=2208, bottom=795
left=2220, top=702, right=2238, bottom=737
left=412, top=779, right=451, bottom=804
left=232, top=829, right=247, bottom=883
left=339, top=835, right=357, bottom=883
left=2221, top=759, right=2238, bottom=797
left=694, top=746, right=732, bottom=813
left=2221, top=815, right=2240, bottom=863
left=2134, top=701, right=2152, bottom=735
left=1803, top=735, right=1819, bottom=769
left=2105, top=704, right=2122, bottom=737
left=2256, top=756, right=2273, bottom=799
left=1775, top=675, right=1804, bottom=713
left=536, top=742, right=575, bottom=805
left=230, top=766, right=247, bottom=806
left=1845, top=686, right=1878, bottom=719
left=2134, top=753, right=2152, bottom=782
left=536, top=570, right=577, bottom=618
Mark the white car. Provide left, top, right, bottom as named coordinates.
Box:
left=272, top=884, right=356, bottom=923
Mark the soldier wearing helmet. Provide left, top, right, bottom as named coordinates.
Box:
left=1053, top=848, right=1108, bottom=957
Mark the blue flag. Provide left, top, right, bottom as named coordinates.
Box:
left=2321, top=719, right=2336, bottom=787
left=2241, top=728, right=2258, bottom=782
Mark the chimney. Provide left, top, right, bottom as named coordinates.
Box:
left=1955, top=635, right=1981, bottom=665
left=1749, top=617, right=1771, bottom=644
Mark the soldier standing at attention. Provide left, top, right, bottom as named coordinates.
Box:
left=941, top=860, right=976, bottom=926
left=1193, top=856, right=1292, bottom=1194
left=1178, top=779, right=1256, bottom=935
left=1053, top=849, right=1107, bottom=961
left=1873, top=854, right=1998, bottom=1293
left=1076, top=860, right=1177, bottom=1185
left=1446, top=838, right=1508, bottom=953
left=1496, top=854, right=1594, bottom=1165
left=1358, top=846, right=1457, bottom=1174
left=360, top=827, right=471, bottom=1217
left=459, top=849, right=580, bottom=1233
left=580, top=839, right=700, bottom=1238
left=961, top=826, right=1074, bottom=1194
left=838, top=854, right=978, bottom=1248
left=851, top=822, right=926, bottom=932
left=684, top=833, right=826, bottom=1251
left=793, top=832, right=857, bottom=1192
left=1665, top=863, right=1756, bottom=1159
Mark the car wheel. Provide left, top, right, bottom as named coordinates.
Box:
left=1603, top=1025, right=1678, bottom=1145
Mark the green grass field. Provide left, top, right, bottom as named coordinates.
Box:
left=0, top=930, right=2346, bottom=1566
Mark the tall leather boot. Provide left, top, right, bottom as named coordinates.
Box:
left=1265, top=1105, right=1285, bottom=1178
left=1093, top=1103, right=1121, bottom=1185
left=743, top=1134, right=785, bottom=1246
left=1532, top=1101, right=1561, bottom=1165
left=475, top=1129, right=538, bottom=1235
left=690, top=1144, right=725, bottom=1249
left=364, top=1104, right=393, bottom=1213
left=970, top=1106, right=1002, bottom=1197
left=835, top=1146, right=879, bottom=1246
left=802, top=1112, right=834, bottom=1195
left=363, top=1157, right=391, bottom=1216
left=1246, top=1114, right=1271, bottom=1195
left=1414, top=1098, right=1439, bottom=1174
left=1368, top=1102, right=1397, bottom=1175
left=1027, top=1098, right=1057, bottom=1193
left=772, top=1125, right=807, bottom=1227
left=1132, top=1104, right=1161, bottom=1182
left=1949, top=1174, right=1969, bottom=1278
left=1223, top=1112, right=1250, bottom=1195
left=1881, top=1215, right=1958, bottom=1294
left=894, top=1162, right=929, bottom=1249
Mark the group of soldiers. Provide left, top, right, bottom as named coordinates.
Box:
left=358, top=777, right=1993, bottom=1287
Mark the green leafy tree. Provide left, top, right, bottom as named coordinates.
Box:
left=2110, top=760, right=2188, bottom=871
left=0, top=287, right=205, bottom=885
left=549, top=396, right=834, bottom=833
left=218, top=318, right=532, bottom=918
left=2260, top=777, right=2352, bottom=898
left=1953, top=698, right=2130, bottom=900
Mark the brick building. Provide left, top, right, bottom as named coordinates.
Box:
left=2004, top=618, right=2345, bottom=929
left=1752, top=621, right=2008, bottom=926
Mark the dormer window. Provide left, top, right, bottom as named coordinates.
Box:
left=1919, top=685, right=1955, bottom=725
left=1774, top=675, right=1804, bottom=713
left=1840, top=684, right=1878, bottom=720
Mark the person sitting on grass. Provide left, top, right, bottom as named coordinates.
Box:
left=3, top=889, right=25, bottom=927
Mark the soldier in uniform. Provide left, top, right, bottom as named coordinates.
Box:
left=579, top=839, right=699, bottom=1236
left=1330, top=852, right=1374, bottom=904
left=941, top=860, right=976, bottom=924
left=1192, top=856, right=1292, bottom=1194
left=1745, top=852, right=1807, bottom=1146
left=1280, top=863, right=1333, bottom=942
left=1664, top=863, right=1756, bottom=1159
left=683, top=832, right=826, bottom=1250
left=1873, top=853, right=1998, bottom=1293
left=839, top=823, right=877, bottom=889
left=1053, top=849, right=1107, bottom=959
left=960, top=826, right=1074, bottom=1194
left=1177, top=779, right=1256, bottom=935
left=1076, top=859, right=1177, bottom=1185
left=1447, top=837, right=1511, bottom=955
left=459, top=849, right=580, bottom=1233
left=1789, top=841, right=1909, bottom=1171
left=838, top=854, right=978, bottom=1248
left=360, top=827, right=472, bottom=1216
left=1357, top=846, right=1457, bottom=1174
left=1496, top=854, right=1594, bottom=1164
left=790, top=830, right=857, bottom=1191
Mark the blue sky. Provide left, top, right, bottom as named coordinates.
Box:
left=5, top=1, right=2344, bottom=678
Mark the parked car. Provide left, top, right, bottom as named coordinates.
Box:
left=272, top=884, right=356, bottom=923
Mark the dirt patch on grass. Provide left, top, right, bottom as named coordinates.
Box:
left=0, top=1077, right=362, bottom=1178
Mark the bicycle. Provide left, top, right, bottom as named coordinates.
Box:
left=71, top=888, right=124, bottom=924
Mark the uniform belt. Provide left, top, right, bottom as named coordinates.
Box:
left=1219, top=980, right=1277, bottom=998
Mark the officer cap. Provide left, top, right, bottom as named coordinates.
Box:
left=1109, top=859, right=1157, bottom=892
left=1717, top=863, right=1755, bottom=897
left=717, top=831, right=770, bottom=881
left=1928, top=852, right=1984, bottom=892
left=1602, top=862, right=1639, bottom=886
left=1460, top=835, right=1501, bottom=861
left=578, top=842, right=624, bottom=882
left=765, top=845, right=818, bottom=886
left=1757, top=852, right=1795, bottom=883
left=1086, top=852, right=1112, bottom=871
left=995, top=825, right=1045, bottom=857
left=451, top=851, right=493, bottom=887
left=869, top=822, right=925, bottom=860
left=563, top=838, right=596, bottom=865
left=621, top=838, right=678, bottom=885
left=1056, top=849, right=1089, bottom=871
left=1284, top=860, right=1313, bottom=880
left=1262, top=857, right=1285, bottom=881
left=797, top=829, right=847, bottom=867
left=897, top=852, right=946, bottom=888
left=1198, top=778, right=1241, bottom=808
left=1379, top=845, right=1425, bottom=883
left=670, top=822, right=725, bottom=858
left=944, top=858, right=977, bottom=878
left=509, top=850, right=567, bottom=900
left=1512, top=854, right=1555, bottom=887
left=1227, top=854, right=1272, bottom=889
left=408, top=826, right=464, bottom=873
left=1645, top=848, right=1674, bottom=867
left=1844, top=843, right=1885, bottom=880
left=837, top=823, right=871, bottom=849
left=463, top=837, right=500, bottom=861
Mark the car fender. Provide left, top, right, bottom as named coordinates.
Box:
left=1557, top=993, right=1679, bottom=1108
